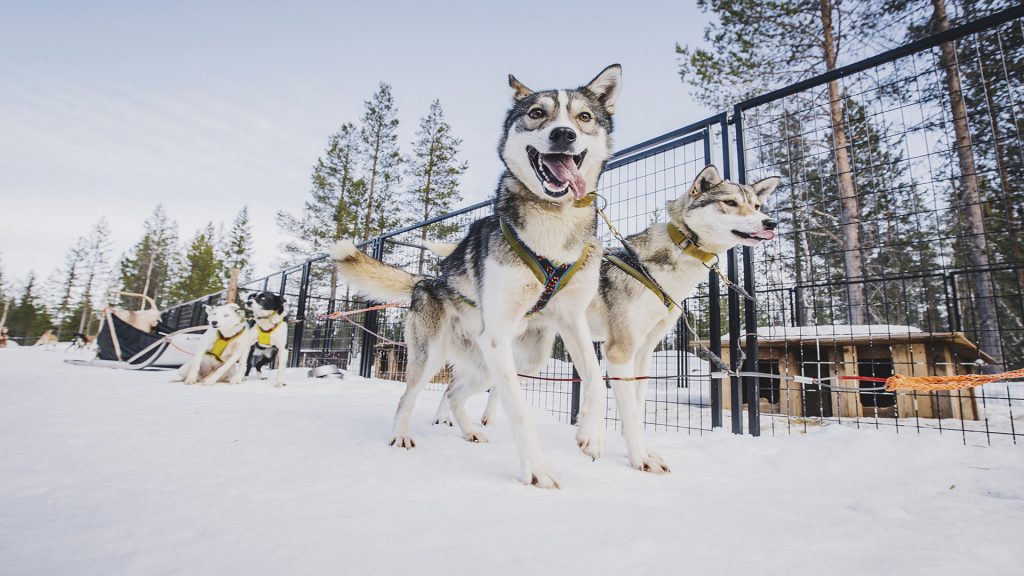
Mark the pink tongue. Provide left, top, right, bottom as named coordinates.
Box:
left=542, top=155, right=588, bottom=200
left=750, top=230, right=777, bottom=241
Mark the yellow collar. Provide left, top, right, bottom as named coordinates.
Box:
left=667, top=223, right=718, bottom=265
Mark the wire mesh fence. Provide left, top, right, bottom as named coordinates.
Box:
left=161, top=6, right=1022, bottom=445
left=734, top=6, right=1023, bottom=445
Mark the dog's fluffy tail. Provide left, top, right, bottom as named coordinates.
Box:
left=331, top=240, right=418, bottom=303
left=422, top=241, right=459, bottom=258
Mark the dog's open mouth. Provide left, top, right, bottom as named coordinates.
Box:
left=527, top=146, right=587, bottom=200
left=732, top=229, right=777, bottom=242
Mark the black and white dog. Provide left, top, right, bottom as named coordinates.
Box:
left=332, top=65, right=622, bottom=488
left=245, top=291, right=289, bottom=387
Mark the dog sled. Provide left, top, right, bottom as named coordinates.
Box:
left=65, top=293, right=206, bottom=370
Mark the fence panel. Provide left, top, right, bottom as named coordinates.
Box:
left=734, top=8, right=1023, bottom=445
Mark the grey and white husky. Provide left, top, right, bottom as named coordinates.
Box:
left=332, top=65, right=622, bottom=488
left=589, top=165, right=779, bottom=472
left=432, top=165, right=780, bottom=473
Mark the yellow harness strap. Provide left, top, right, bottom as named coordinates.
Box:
left=257, top=317, right=283, bottom=347
left=207, top=330, right=243, bottom=362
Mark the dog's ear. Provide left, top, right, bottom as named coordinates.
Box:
left=235, top=306, right=246, bottom=319
left=751, top=176, right=781, bottom=201
left=203, top=304, right=213, bottom=315
left=277, top=297, right=286, bottom=314
left=689, top=165, right=723, bottom=197
left=584, top=64, right=622, bottom=115
left=508, top=74, right=534, bottom=102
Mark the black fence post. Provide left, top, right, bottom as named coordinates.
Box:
left=358, top=240, right=386, bottom=378
left=709, top=273, right=723, bottom=429
left=726, top=248, right=743, bottom=434
left=570, top=364, right=581, bottom=425
left=734, top=106, right=760, bottom=437
left=289, top=261, right=311, bottom=368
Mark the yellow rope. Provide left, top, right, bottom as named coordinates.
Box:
left=885, top=367, right=1024, bottom=392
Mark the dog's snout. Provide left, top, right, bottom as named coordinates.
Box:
left=763, top=219, right=778, bottom=230
left=549, top=127, right=577, bottom=147
left=210, top=320, right=219, bottom=328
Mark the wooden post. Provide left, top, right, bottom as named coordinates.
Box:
left=0, top=298, right=10, bottom=333
left=892, top=343, right=925, bottom=419
left=839, top=346, right=860, bottom=418
left=226, top=267, right=240, bottom=304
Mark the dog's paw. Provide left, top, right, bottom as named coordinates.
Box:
left=183, top=375, right=199, bottom=385
left=433, top=418, right=453, bottom=427
left=259, top=374, right=268, bottom=381
left=480, top=414, right=496, bottom=427
left=274, top=381, right=286, bottom=388
left=525, top=468, right=561, bottom=489
left=575, top=420, right=605, bottom=461
left=389, top=436, right=416, bottom=449
left=464, top=431, right=488, bottom=443
left=632, top=450, right=671, bottom=474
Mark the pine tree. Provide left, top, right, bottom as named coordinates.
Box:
left=170, top=223, right=224, bottom=303
left=358, top=82, right=404, bottom=240
left=406, top=100, right=467, bottom=274
left=52, top=238, right=87, bottom=339
left=76, top=220, right=112, bottom=334
left=121, top=206, right=179, bottom=307
left=277, top=123, right=364, bottom=261
left=677, top=0, right=888, bottom=324
left=6, top=272, right=53, bottom=342
left=221, top=206, right=255, bottom=282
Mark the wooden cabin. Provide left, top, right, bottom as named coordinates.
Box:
left=373, top=342, right=452, bottom=384
left=714, top=325, right=993, bottom=421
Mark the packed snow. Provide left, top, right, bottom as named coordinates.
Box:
left=1, top=347, right=1022, bottom=575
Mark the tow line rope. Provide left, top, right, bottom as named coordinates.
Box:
left=305, top=201, right=1024, bottom=393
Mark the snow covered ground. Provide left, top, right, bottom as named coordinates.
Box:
left=1, top=347, right=1022, bottom=575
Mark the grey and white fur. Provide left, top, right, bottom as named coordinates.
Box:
left=332, top=64, right=622, bottom=488
left=431, top=165, right=780, bottom=473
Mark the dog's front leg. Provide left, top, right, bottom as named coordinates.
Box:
left=274, top=347, right=288, bottom=388
left=559, top=317, right=606, bottom=460
left=479, top=331, right=558, bottom=488
left=182, top=351, right=205, bottom=385
left=204, top=349, right=244, bottom=385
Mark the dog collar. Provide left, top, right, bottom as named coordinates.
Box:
left=668, top=223, right=718, bottom=265
left=500, top=219, right=594, bottom=316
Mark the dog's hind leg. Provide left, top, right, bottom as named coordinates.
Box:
left=448, top=373, right=488, bottom=443
left=480, top=388, right=499, bottom=426
left=559, top=316, right=606, bottom=461
left=433, top=384, right=454, bottom=426
left=390, top=343, right=445, bottom=449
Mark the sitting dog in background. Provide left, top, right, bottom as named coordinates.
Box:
left=110, top=293, right=162, bottom=333
left=245, top=291, right=289, bottom=387
left=178, top=303, right=252, bottom=385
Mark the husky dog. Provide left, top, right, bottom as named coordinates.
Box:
left=245, top=291, right=289, bottom=387
left=591, top=165, right=779, bottom=471
left=333, top=65, right=622, bottom=488
left=429, top=165, right=780, bottom=473
left=179, top=303, right=252, bottom=385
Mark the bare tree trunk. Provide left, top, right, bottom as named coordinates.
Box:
left=932, top=0, right=1003, bottom=371
left=363, top=133, right=382, bottom=241
left=820, top=0, right=869, bottom=325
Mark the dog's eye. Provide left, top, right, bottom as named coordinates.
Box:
left=578, top=111, right=593, bottom=122
left=723, top=199, right=738, bottom=207
left=528, top=108, right=544, bottom=119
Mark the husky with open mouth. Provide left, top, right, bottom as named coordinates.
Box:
left=429, top=165, right=780, bottom=473
left=332, top=65, right=621, bottom=488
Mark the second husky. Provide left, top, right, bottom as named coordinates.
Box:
left=333, top=65, right=622, bottom=488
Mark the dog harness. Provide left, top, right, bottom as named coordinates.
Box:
left=207, top=330, right=244, bottom=362
left=604, top=223, right=718, bottom=310
left=255, top=314, right=285, bottom=348
left=500, top=219, right=594, bottom=316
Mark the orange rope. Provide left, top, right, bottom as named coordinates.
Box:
left=885, top=367, right=1024, bottom=392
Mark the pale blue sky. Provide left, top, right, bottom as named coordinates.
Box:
left=0, top=0, right=711, bottom=287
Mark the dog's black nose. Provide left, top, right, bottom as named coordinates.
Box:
left=549, top=127, right=577, bottom=147
left=210, top=321, right=219, bottom=328
left=763, top=219, right=778, bottom=230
